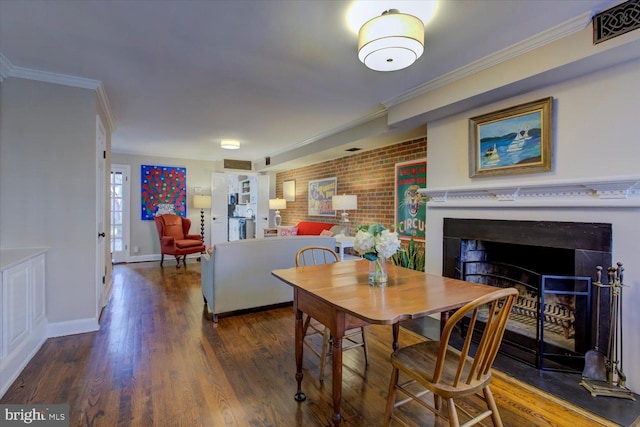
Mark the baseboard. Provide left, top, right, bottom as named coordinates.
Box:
left=126, top=254, right=160, bottom=263
left=47, top=317, right=99, bottom=338
left=126, top=253, right=202, bottom=264
left=213, top=301, right=294, bottom=322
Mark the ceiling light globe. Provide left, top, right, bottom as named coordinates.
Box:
left=221, top=139, right=240, bottom=149
left=358, top=10, right=424, bottom=72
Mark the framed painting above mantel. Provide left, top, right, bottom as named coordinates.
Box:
left=469, top=97, right=553, bottom=178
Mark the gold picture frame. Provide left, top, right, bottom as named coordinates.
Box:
left=469, top=97, right=553, bottom=177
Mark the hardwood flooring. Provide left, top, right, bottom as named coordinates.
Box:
left=1, top=261, right=619, bottom=426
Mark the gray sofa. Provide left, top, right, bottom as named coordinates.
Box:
left=201, top=235, right=336, bottom=321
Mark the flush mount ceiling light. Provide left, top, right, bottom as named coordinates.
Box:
left=221, top=139, right=240, bottom=150
left=358, top=9, right=424, bottom=72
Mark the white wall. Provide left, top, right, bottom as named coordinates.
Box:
left=425, top=58, right=640, bottom=392
left=0, top=78, right=100, bottom=328
left=111, top=153, right=218, bottom=259
left=111, top=153, right=277, bottom=260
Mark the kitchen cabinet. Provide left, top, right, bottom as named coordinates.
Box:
left=240, top=179, right=249, bottom=204
left=240, top=179, right=252, bottom=204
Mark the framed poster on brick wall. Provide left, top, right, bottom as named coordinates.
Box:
left=394, top=160, right=426, bottom=241
left=308, top=177, right=336, bottom=216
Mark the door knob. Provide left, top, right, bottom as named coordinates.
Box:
left=98, top=232, right=106, bottom=238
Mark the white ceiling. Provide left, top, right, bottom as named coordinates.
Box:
left=0, top=0, right=620, bottom=171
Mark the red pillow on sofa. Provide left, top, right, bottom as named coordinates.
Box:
left=296, top=221, right=334, bottom=235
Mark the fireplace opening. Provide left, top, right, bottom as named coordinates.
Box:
left=457, top=241, right=591, bottom=371
left=443, top=218, right=612, bottom=373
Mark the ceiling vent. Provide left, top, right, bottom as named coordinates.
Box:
left=224, top=159, right=252, bottom=171
left=345, top=147, right=362, bottom=152
left=593, top=0, right=640, bottom=44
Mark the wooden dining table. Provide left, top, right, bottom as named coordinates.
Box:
left=271, top=259, right=498, bottom=426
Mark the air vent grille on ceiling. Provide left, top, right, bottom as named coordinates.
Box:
left=224, top=159, right=252, bottom=170
left=345, top=147, right=362, bottom=152
left=593, top=0, right=640, bottom=44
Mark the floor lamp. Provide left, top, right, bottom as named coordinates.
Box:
left=332, top=194, right=357, bottom=236
left=192, top=194, right=211, bottom=243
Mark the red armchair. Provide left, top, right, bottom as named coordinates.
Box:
left=154, top=214, right=206, bottom=267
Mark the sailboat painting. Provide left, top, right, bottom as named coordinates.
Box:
left=469, top=97, right=552, bottom=177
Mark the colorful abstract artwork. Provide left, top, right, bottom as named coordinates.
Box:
left=141, top=165, right=187, bottom=220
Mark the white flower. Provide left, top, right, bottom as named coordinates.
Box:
left=375, top=229, right=401, bottom=259
left=353, top=223, right=401, bottom=261
left=353, top=229, right=375, bottom=253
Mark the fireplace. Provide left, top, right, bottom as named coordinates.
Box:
left=443, top=218, right=612, bottom=371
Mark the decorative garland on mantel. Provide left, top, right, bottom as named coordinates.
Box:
left=419, top=176, right=640, bottom=208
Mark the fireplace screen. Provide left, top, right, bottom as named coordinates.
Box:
left=460, top=259, right=591, bottom=371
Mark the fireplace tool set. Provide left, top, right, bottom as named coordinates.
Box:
left=580, top=262, right=635, bottom=400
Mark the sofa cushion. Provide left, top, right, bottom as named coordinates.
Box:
left=279, top=226, right=298, bottom=237
left=176, top=239, right=204, bottom=249
left=296, top=221, right=334, bottom=235
left=163, top=215, right=185, bottom=240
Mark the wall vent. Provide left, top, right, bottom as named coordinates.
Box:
left=224, top=159, right=252, bottom=171
left=593, top=0, right=640, bottom=44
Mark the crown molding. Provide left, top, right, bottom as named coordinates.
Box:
left=0, top=53, right=13, bottom=81
left=96, top=85, right=115, bottom=133
left=7, top=63, right=102, bottom=90
left=419, top=176, right=640, bottom=208
left=383, top=12, right=593, bottom=108
left=0, top=52, right=115, bottom=132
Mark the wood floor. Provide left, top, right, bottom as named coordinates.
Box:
left=1, top=261, right=618, bottom=426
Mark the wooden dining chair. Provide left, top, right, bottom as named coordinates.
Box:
left=383, top=287, right=518, bottom=427
left=295, top=246, right=369, bottom=382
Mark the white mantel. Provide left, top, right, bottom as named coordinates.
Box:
left=420, top=176, right=640, bottom=208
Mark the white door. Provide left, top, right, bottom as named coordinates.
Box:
left=110, top=165, right=130, bottom=264
left=95, top=115, right=110, bottom=314
left=256, top=174, right=270, bottom=238
left=211, top=172, right=228, bottom=245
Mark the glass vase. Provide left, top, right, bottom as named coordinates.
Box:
left=368, top=257, right=388, bottom=286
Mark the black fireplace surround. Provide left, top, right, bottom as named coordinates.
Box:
left=442, top=218, right=612, bottom=371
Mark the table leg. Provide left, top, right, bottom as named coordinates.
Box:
left=331, top=328, right=343, bottom=426
left=440, top=310, right=451, bottom=334
left=294, top=308, right=306, bottom=402
left=392, top=322, right=400, bottom=351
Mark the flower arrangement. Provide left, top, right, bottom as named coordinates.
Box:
left=353, top=223, right=401, bottom=260
left=353, top=223, right=401, bottom=285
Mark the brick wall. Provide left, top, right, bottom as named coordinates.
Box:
left=275, top=137, right=426, bottom=233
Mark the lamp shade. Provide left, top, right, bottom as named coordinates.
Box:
left=269, top=198, right=287, bottom=210
left=193, top=195, right=211, bottom=209
left=332, top=195, right=357, bottom=211
left=221, top=139, right=240, bottom=149
left=358, top=9, right=424, bottom=72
